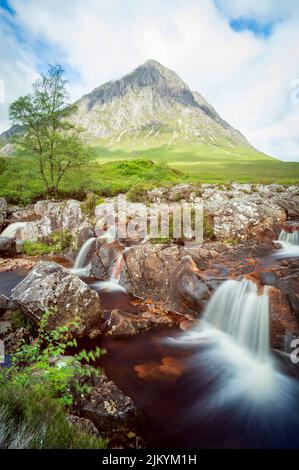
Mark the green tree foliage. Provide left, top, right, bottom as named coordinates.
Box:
left=9, top=65, right=91, bottom=195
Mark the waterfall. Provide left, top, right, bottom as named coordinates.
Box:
left=73, top=237, right=97, bottom=271
left=202, top=279, right=269, bottom=362
left=275, top=225, right=299, bottom=258
left=96, top=225, right=116, bottom=243
left=0, top=222, right=27, bottom=238
left=278, top=227, right=299, bottom=246
left=110, top=253, right=124, bottom=284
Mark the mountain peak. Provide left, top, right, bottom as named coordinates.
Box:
left=72, top=61, right=250, bottom=147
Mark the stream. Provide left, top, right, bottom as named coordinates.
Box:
left=1, top=263, right=299, bottom=449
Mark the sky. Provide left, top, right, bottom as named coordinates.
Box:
left=0, top=0, right=299, bottom=161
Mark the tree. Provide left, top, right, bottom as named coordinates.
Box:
left=9, top=65, right=90, bottom=196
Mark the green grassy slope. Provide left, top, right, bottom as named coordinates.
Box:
left=1, top=139, right=298, bottom=204
left=92, top=140, right=299, bottom=184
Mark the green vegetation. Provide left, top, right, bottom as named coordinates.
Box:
left=1, top=141, right=298, bottom=205
left=0, top=383, right=107, bottom=449
left=0, top=310, right=107, bottom=449
left=23, top=230, right=72, bottom=256
left=9, top=65, right=93, bottom=196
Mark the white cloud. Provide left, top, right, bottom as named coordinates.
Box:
left=1, top=0, right=299, bottom=161
left=0, top=8, right=38, bottom=133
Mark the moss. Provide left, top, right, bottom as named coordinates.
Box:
left=11, top=309, right=32, bottom=332
left=203, top=212, right=214, bottom=241
left=48, top=230, right=72, bottom=251
left=23, top=241, right=53, bottom=256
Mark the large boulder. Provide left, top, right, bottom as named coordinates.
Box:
left=75, top=372, right=137, bottom=447
left=211, top=197, right=286, bottom=240
left=11, top=261, right=103, bottom=337
left=20, top=200, right=92, bottom=245
left=120, top=243, right=222, bottom=314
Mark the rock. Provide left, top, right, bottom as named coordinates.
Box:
left=11, top=261, right=103, bottom=337
left=9, top=206, right=37, bottom=223
left=0, top=320, right=12, bottom=338
left=0, top=143, right=15, bottom=156
left=212, top=197, right=285, bottom=240
left=76, top=373, right=136, bottom=446
left=0, top=237, right=16, bottom=256
left=2, top=326, right=32, bottom=354
left=120, top=243, right=222, bottom=314
left=104, top=307, right=175, bottom=337
left=66, top=414, right=102, bottom=438
left=90, top=240, right=124, bottom=279
left=0, top=257, right=36, bottom=272
left=268, top=286, right=299, bottom=349
left=0, top=198, right=7, bottom=231
left=20, top=200, right=92, bottom=245
left=0, top=295, right=9, bottom=315
left=173, top=256, right=210, bottom=313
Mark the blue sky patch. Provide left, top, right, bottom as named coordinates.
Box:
left=229, top=17, right=276, bottom=39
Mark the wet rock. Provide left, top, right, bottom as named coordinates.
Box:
left=90, top=240, right=124, bottom=279
left=104, top=306, right=175, bottom=337
left=0, top=237, right=16, bottom=256
left=268, top=286, right=299, bottom=349
left=174, top=256, right=210, bottom=313
left=11, top=261, right=103, bottom=337
left=76, top=373, right=136, bottom=446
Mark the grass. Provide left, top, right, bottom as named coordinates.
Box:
left=92, top=141, right=299, bottom=185
left=0, top=139, right=298, bottom=204
left=0, top=383, right=107, bottom=449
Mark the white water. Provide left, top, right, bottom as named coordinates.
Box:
left=170, top=278, right=299, bottom=434
left=202, top=279, right=269, bottom=362
left=0, top=222, right=27, bottom=238
left=96, top=225, right=116, bottom=243
left=73, top=237, right=97, bottom=273
left=274, top=226, right=299, bottom=258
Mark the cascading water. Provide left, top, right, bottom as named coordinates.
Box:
left=202, top=279, right=269, bottom=362
left=169, top=277, right=299, bottom=445
left=110, top=253, right=124, bottom=284
left=278, top=228, right=299, bottom=245
left=0, top=222, right=27, bottom=238
left=73, top=237, right=97, bottom=273
left=274, top=225, right=299, bottom=258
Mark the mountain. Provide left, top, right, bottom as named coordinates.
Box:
left=73, top=59, right=250, bottom=148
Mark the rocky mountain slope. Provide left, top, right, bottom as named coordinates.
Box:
left=73, top=59, right=250, bottom=148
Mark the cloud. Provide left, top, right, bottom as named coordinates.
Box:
left=0, top=7, right=38, bottom=133
left=1, top=0, right=299, bottom=161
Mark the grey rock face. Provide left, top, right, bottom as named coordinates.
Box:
left=11, top=261, right=103, bottom=337
left=74, top=59, right=250, bottom=146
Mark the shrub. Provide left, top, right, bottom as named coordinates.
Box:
left=127, top=183, right=149, bottom=202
